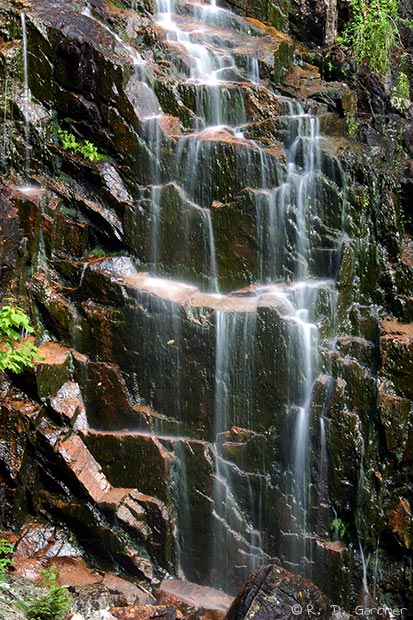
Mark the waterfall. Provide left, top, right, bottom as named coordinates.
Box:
left=144, top=0, right=266, bottom=287
left=210, top=309, right=263, bottom=591
left=110, top=0, right=348, bottom=593
left=214, top=311, right=257, bottom=435
left=169, top=439, right=191, bottom=578
left=358, top=538, right=371, bottom=608
left=20, top=12, right=31, bottom=177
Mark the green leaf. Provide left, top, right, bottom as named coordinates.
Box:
left=0, top=306, right=42, bottom=373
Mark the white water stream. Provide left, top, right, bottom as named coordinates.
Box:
left=79, top=0, right=347, bottom=593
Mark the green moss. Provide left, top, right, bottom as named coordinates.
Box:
left=268, top=0, right=290, bottom=32
left=273, top=41, right=295, bottom=84
left=89, top=247, right=108, bottom=258
left=60, top=206, right=77, bottom=218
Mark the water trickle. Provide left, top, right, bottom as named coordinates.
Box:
left=214, top=310, right=257, bottom=433
left=112, top=0, right=348, bottom=594
left=255, top=103, right=325, bottom=283
left=358, top=538, right=371, bottom=608
left=209, top=309, right=263, bottom=591
left=82, top=4, right=146, bottom=77
left=20, top=12, right=31, bottom=178
left=169, top=439, right=191, bottom=578
left=247, top=57, right=260, bottom=85
left=210, top=453, right=265, bottom=593
left=372, top=540, right=380, bottom=606
left=1, top=72, right=8, bottom=171
left=319, top=416, right=328, bottom=506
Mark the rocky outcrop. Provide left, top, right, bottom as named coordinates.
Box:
left=0, top=0, right=412, bottom=613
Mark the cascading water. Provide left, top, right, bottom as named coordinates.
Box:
left=89, top=0, right=349, bottom=594
left=211, top=310, right=262, bottom=590
left=152, top=0, right=343, bottom=591
left=144, top=0, right=266, bottom=289
left=20, top=12, right=31, bottom=177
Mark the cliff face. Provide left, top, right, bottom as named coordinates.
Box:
left=0, top=0, right=412, bottom=613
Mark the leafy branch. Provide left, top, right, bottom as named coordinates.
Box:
left=57, top=127, right=104, bottom=162
left=338, top=0, right=408, bottom=76
left=0, top=305, right=43, bottom=373
left=0, top=538, right=14, bottom=582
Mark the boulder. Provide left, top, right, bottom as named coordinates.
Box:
left=224, top=564, right=351, bottom=620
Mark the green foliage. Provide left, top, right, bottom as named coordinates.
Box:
left=89, top=247, right=107, bottom=257
left=60, top=206, right=78, bottom=218
left=338, top=0, right=402, bottom=76
left=26, top=587, right=71, bottom=620
left=57, top=127, right=104, bottom=162
left=26, top=565, right=71, bottom=620
left=345, top=112, right=360, bottom=137
left=395, top=71, right=410, bottom=99
left=330, top=517, right=350, bottom=540
left=107, top=0, right=126, bottom=8
left=0, top=305, right=43, bottom=373
left=0, top=538, right=14, bottom=582
left=391, top=71, right=411, bottom=110
left=38, top=565, right=58, bottom=589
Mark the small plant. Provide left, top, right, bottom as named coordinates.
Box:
left=345, top=112, right=360, bottom=138
left=338, top=0, right=403, bottom=76
left=330, top=517, right=350, bottom=540
left=89, top=247, right=107, bottom=257
left=57, top=127, right=104, bottom=162
left=60, top=206, right=78, bottom=218
left=38, top=565, right=58, bottom=589
left=80, top=139, right=101, bottom=161
left=0, top=304, right=43, bottom=373
left=395, top=71, right=410, bottom=99
left=391, top=71, right=411, bottom=110
left=0, top=538, right=14, bottom=582
left=26, top=588, right=71, bottom=620
left=25, top=565, right=71, bottom=620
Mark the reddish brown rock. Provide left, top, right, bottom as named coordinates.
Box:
left=388, top=498, right=413, bottom=550
left=81, top=430, right=172, bottom=501
left=401, top=233, right=413, bottom=267
left=378, top=383, right=413, bottom=458
left=280, top=64, right=350, bottom=109
left=380, top=320, right=413, bottom=400
left=70, top=582, right=129, bottom=617
left=49, top=381, right=87, bottom=429
left=102, top=573, right=156, bottom=606
left=33, top=340, right=73, bottom=400
left=12, top=557, right=44, bottom=582
left=0, top=184, right=22, bottom=293
left=156, top=579, right=233, bottom=620
left=110, top=605, right=177, bottom=620
left=10, top=185, right=45, bottom=256
left=53, top=556, right=103, bottom=587
left=52, top=433, right=131, bottom=505
left=31, top=274, right=81, bottom=344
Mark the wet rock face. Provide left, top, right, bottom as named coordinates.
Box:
left=289, top=0, right=337, bottom=45
left=223, top=0, right=337, bottom=44
left=224, top=564, right=348, bottom=620
left=0, top=185, right=22, bottom=295
left=0, top=0, right=412, bottom=611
